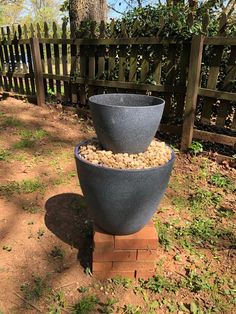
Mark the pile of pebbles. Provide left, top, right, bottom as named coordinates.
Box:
left=79, top=138, right=172, bottom=170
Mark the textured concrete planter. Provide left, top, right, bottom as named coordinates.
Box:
left=89, top=94, right=165, bottom=153
left=75, top=140, right=175, bottom=235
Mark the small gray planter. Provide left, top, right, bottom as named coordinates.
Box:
left=75, top=140, right=175, bottom=235
left=89, top=94, right=165, bottom=154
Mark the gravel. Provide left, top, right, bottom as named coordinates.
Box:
left=78, top=138, right=172, bottom=170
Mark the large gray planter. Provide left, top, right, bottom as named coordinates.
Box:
left=75, top=140, right=175, bottom=235
left=89, top=94, right=165, bottom=154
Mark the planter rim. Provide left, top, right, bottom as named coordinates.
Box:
left=74, top=139, right=175, bottom=173
left=89, top=93, right=165, bottom=109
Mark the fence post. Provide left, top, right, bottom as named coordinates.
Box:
left=181, top=35, right=204, bottom=151
left=30, top=37, right=45, bottom=106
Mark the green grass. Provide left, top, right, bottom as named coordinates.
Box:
left=123, top=304, right=141, bottom=314
left=111, top=276, right=133, bottom=289
left=0, top=149, right=11, bottom=161
left=209, top=172, right=235, bottom=192
left=48, top=291, right=66, bottom=314
left=71, top=295, right=99, bottom=314
left=0, top=178, right=46, bottom=196
left=141, top=274, right=178, bottom=293
left=188, top=188, right=222, bottom=213
left=175, top=218, right=235, bottom=248
left=155, top=219, right=172, bottom=251
left=172, top=196, right=188, bottom=211
left=0, top=116, right=23, bottom=128
left=20, top=276, right=48, bottom=301
left=50, top=246, right=65, bottom=259
left=22, top=203, right=41, bottom=214
left=14, top=129, right=48, bottom=149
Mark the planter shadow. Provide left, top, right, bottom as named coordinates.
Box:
left=44, top=193, right=92, bottom=269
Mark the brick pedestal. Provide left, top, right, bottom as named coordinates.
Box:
left=92, top=221, right=158, bottom=280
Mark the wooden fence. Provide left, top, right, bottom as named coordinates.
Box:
left=0, top=17, right=235, bottom=151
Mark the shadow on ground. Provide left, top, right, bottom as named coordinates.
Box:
left=44, top=193, right=93, bottom=269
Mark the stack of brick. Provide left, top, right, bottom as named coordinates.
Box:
left=92, top=221, right=158, bottom=280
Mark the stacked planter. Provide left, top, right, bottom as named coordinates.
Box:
left=74, top=94, right=175, bottom=279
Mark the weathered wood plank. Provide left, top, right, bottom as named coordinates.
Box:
left=2, top=27, right=13, bottom=92
left=175, top=43, right=191, bottom=118
left=181, top=35, right=204, bottom=151
left=163, top=44, right=177, bottom=119
left=193, top=129, right=236, bottom=147
left=18, top=25, right=30, bottom=94
left=53, top=22, right=61, bottom=100
left=44, top=22, right=54, bottom=92
left=198, top=88, right=236, bottom=102
left=13, top=28, right=24, bottom=94
left=30, top=37, right=45, bottom=106
left=43, top=72, right=187, bottom=93
left=201, top=13, right=227, bottom=124
left=24, top=24, right=36, bottom=94
left=61, top=21, right=69, bottom=101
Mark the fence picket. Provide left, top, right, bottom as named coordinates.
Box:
left=201, top=13, right=227, bottom=124
left=53, top=22, right=61, bottom=101
left=108, top=20, right=116, bottom=81
left=2, top=27, right=13, bottom=92
left=0, top=30, right=8, bottom=90
left=23, top=24, right=35, bottom=94
left=18, top=25, right=30, bottom=94
left=97, top=21, right=106, bottom=80
left=215, top=44, right=236, bottom=127
left=13, top=28, right=25, bottom=94
left=44, top=22, right=54, bottom=94
left=62, top=21, right=69, bottom=101
left=163, top=44, right=177, bottom=119
left=118, top=20, right=128, bottom=82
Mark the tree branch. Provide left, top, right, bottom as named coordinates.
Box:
left=108, top=5, right=125, bottom=16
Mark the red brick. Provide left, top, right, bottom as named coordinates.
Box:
left=93, top=270, right=135, bottom=280
left=137, top=249, right=157, bottom=261
left=94, top=225, right=114, bottom=250
left=93, top=250, right=137, bottom=262
left=112, top=261, right=155, bottom=271
left=115, top=226, right=158, bottom=250
left=136, top=270, right=155, bottom=280
left=93, top=262, right=112, bottom=272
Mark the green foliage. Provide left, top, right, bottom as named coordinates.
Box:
left=108, top=2, right=235, bottom=39
left=0, top=178, right=45, bottom=196
left=20, top=276, right=47, bottom=301
left=22, top=203, right=41, bottom=213
left=189, top=188, right=222, bottom=213
left=71, top=295, right=99, bottom=314
left=0, top=149, right=11, bottom=161
left=111, top=276, right=133, bottom=289
left=0, top=117, right=22, bottom=128
left=14, top=128, right=48, bottom=149
left=37, top=228, right=45, bottom=239
left=210, top=173, right=235, bottom=191
left=155, top=219, right=172, bottom=251
left=188, top=141, right=204, bottom=156
left=122, top=304, right=141, bottom=314
left=181, top=269, right=211, bottom=293
left=48, top=291, right=66, bottom=314
left=100, top=298, right=118, bottom=314
left=141, top=274, right=178, bottom=293
left=50, top=246, right=65, bottom=259
left=175, top=217, right=235, bottom=248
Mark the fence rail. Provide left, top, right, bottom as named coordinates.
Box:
left=0, top=17, right=235, bottom=151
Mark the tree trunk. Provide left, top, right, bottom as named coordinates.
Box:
left=69, top=0, right=107, bottom=35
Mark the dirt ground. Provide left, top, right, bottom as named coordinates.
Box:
left=0, top=97, right=235, bottom=314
